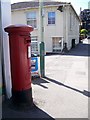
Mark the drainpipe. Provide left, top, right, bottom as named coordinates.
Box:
left=62, top=5, right=65, bottom=52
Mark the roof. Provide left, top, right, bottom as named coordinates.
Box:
left=11, top=1, right=67, bottom=10
left=11, top=1, right=80, bottom=21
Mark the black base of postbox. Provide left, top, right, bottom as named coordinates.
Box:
left=11, top=88, right=33, bottom=109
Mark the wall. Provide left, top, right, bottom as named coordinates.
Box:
left=0, top=0, right=12, bottom=98
left=11, top=6, right=64, bottom=53
left=11, top=4, right=80, bottom=53
left=44, top=6, right=63, bottom=52
left=0, top=1, right=2, bottom=95
left=66, top=5, right=80, bottom=50
left=12, top=10, right=27, bottom=24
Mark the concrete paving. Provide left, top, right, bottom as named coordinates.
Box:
left=2, top=40, right=89, bottom=119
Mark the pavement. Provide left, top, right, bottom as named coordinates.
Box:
left=1, top=39, right=90, bottom=119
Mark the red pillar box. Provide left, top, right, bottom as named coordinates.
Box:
left=4, top=24, right=33, bottom=107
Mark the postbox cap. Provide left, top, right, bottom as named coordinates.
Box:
left=4, top=24, right=33, bottom=33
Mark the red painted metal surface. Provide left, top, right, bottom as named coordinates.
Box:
left=5, top=25, right=33, bottom=91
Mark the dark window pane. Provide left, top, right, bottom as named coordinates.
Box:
left=48, top=12, right=55, bottom=24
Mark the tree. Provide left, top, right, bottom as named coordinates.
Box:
left=80, top=29, right=88, bottom=37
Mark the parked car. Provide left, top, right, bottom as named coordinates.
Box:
left=87, top=36, right=90, bottom=39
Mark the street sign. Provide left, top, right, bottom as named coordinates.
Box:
left=31, top=56, right=39, bottom=77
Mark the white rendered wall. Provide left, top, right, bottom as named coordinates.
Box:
left=65, top=5, right=80, bottom=50
left=11, top=5, right=80, bottom=53
left=0, top=0, right=12, bottom=98
left=0, top=1, right=2, bottom=93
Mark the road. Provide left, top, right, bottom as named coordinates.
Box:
left=2, top=39, right=89, bottom=119
left=33, top=40, right=89, bottom=118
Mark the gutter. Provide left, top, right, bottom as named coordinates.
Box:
left=11, top=3, right=68, bottom=12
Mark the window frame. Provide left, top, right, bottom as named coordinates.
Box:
left=31, top=36, right=38, bottom=54
left=48, top=12, right=56, bottom=25
left=52, top=37, right=62, bottom=52
left=26, top=11, right=37, bottom=28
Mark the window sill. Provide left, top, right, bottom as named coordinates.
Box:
left=33, top=28, right=38, bottom=30
left=47, top=24, right=56, bottom=26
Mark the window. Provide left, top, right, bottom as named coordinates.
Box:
left=52, top=37, right=62, bottom=52
left=31, top=36, right=38, bottom=54
left=26, top=12, right=37, bottom=28
left=48, top=12, right=55, bottom=24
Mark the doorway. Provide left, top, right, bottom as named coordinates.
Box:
left=72, top=39, right=75, bottom=48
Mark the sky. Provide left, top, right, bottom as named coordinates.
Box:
left=11, top=0, right=89, bottom=15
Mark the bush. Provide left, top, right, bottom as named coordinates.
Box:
left=80, top=29, right=88, bottom=35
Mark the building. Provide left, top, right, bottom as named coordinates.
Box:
left=11, top=1, right=80, bottom=54
left=80, top=9, right=90, bottom=33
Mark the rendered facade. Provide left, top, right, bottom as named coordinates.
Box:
left=11, top=1, right=80, bottom=54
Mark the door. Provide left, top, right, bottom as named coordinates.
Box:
left=72, top=39, right=75, bottom=48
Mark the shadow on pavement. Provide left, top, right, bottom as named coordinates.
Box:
left=33, top=77, right=90, bottom=98
left=46, top=43, right=90, bottom=57
left=2, top=99, right=54, bottom=119
left=32, top=78, right=49, bottom=89
left=44, top=77, right=90, bottom=97
left=62, top=43, right=90, bottom=57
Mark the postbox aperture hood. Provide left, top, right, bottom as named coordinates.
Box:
left=4, top=24, right=33, bottom=33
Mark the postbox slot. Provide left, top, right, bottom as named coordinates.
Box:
left=26, top=40, right=31, bottom=43
left=24, top=39, right=31, bottom=44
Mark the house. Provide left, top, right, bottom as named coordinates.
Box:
left=11, top=1, right=80, bottom=54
